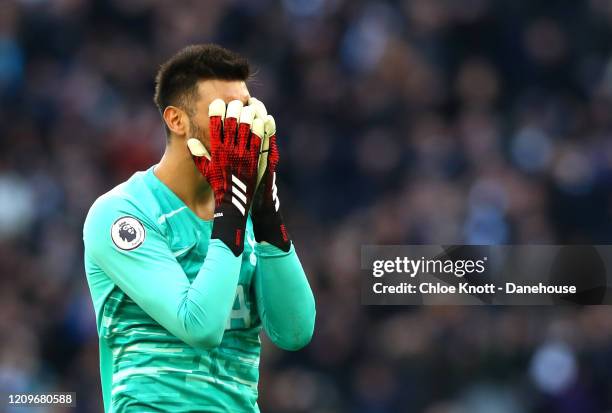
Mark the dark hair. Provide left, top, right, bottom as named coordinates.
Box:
left=154, top=44, right=250, bottom=131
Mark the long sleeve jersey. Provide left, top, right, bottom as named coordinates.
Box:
left=83, top=166, right=315, bottom=413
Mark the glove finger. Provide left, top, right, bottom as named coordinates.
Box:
left=252, top=116, right=264, bottom=137
left=251, top=117, right=263, bottom=171
left=250, top=131, right=262, bottom=181
left=237, top=105, right=255, bottom=151
left=267, top=134, right=279, bottom=171
left=187, top=138, right=211, bottom=159
left=209, top=98, right=226, bottom=120
left=224, top=100, right=243, bottom=146
left=265, top=115, right=279, bottom=169
left=208, top=98, right=226, bottom=145
left=248, top=97, right=267, bottom=120
left=187, top=138, right=211, bottom=176
left=256, top=138, right=269, bottom=189
left=256, top=115, right=275, bottom=188
left=264, top=115, right=276, bottom=139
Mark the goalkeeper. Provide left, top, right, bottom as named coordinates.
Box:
left=83, top=44, right=316, bottom=413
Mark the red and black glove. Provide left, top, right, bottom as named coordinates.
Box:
left=187, top=99, right=263, bottom=256
left=249, top=98, right=291, bottom=252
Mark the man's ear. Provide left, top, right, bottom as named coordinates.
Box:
left=163, top=106, right=189, bottom=137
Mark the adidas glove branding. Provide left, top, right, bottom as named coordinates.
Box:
left=231, top=174, right=248, bottom=216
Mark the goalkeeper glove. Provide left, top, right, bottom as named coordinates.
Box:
left=187, top=99, right=264, bottom=256
left=248, top=97, right=292, bottom=252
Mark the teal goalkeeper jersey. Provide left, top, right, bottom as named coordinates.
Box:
left=83, top=166, right=315, bottom=413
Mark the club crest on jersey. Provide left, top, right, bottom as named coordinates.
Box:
left=111, top=216, right=145, bottom=251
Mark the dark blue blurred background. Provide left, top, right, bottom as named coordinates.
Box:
left=2, top=0, right=612, bottom=412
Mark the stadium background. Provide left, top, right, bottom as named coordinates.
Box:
left=2, top=0, right=612, bottom=412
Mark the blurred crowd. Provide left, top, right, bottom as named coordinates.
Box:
left=2, top=0, right=612, bottom=412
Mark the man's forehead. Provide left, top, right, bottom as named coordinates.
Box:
left=197, top=79, right=250, bottom=104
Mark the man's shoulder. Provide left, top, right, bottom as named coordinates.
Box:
left=84, top=170, right=160, bottom=232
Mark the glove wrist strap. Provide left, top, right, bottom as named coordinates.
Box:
left=211, top=180, right=252, bottom=256
left=212, top=205, right=249, bottom=256
left=252, top=208, right=291, bottom=252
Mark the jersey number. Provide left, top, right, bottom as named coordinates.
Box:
left=226, top=285, right=250, bottom=329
